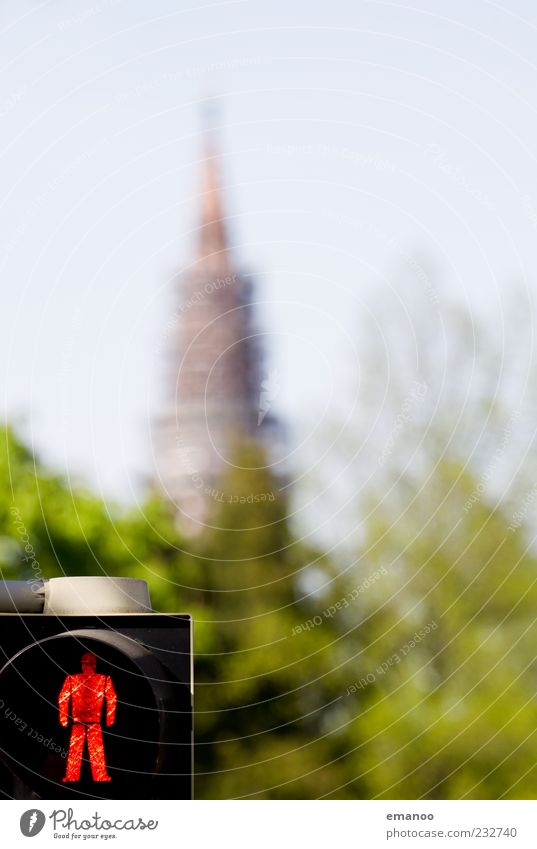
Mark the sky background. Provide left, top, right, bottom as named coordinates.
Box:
left=1, top=0, right=537, bottom=505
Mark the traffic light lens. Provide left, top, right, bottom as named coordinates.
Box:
left=58, top=650, right=117, bottom=783
left=0, top=634, right=160, bottom=799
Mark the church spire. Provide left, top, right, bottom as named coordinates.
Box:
left=154, top=103, right=270, bottom=533
left=198, top=143, right=228, bottom=262
left=197, top=98, right=229, bottom=264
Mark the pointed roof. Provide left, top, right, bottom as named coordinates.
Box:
left=197, top=141, right=228, bottom=262
left=195, top=97, right=232, bottom=268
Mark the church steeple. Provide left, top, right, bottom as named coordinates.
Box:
left=153, top=107, right=268, bottom=533
left=196, top=98, right=229, bottom=263
left=197, top=142, right=230, bottom=267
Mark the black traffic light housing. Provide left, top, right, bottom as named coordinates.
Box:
left=0, top=584, right=192, bottom=800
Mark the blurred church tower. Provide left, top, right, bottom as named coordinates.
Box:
left=154, top=111, right=278, bottom=533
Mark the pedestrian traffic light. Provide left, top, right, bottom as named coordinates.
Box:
left=0, top=580, right=192, bottom=800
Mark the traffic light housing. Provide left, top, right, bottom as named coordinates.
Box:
left=0, top=611, right=192, bottom=800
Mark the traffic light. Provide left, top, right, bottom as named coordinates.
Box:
left=0, top=579, right=192, bottom=800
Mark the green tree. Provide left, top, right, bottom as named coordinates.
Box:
left=310, top=276, right=537, bottom=799
left=185, top=443, right=353, bottom=798
left=336, top=459, right=537, bottom=799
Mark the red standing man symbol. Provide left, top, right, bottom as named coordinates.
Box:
left=58, top=651, right=117, bottom=783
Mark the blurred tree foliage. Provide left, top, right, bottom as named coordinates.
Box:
left=2, top=281, right=537, bottom=799
left=298, top=277, right=537, bottom=799
left=337, top=459, right=537, bottom=799
left=0, top=429, right=353, bottom=798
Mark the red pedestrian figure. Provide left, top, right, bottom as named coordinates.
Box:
left=58, top=651, right=117, bottom=783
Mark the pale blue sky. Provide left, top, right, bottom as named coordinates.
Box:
left=1, top=0, right=536, bottom=504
